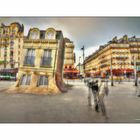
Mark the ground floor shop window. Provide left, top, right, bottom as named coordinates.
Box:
left=20, top=74, right=31, bottom=85
left=38, top=75, right=48, bottom=86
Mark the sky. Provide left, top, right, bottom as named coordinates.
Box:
left=1, top=17, right=140, bottom=64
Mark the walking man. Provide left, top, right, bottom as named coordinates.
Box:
left=97, top=79, right=109, bottom=116
left=87, top=79, right=99, bottom=112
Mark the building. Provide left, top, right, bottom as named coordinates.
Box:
left=0, top=22, right=24, bottom=69
left=63, top=38, right=78, bottom=79
left=9, top=27, right=67, bottom=94
left=84, top=35, right=140, bottom=78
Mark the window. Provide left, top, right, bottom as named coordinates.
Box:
left=11, top=64, right=14, bottom=68
left=20, top=74, right=31, bottom=85
left=24, top=49, right=35, bottom=66
left=41, top=50, right=52, bottom=67
left=38, top=75, right=48, bottom=86
left=30, top=31, right=38, bottom=39
left=46, top=31, right=54, bottom=39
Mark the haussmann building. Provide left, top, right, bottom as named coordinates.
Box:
left=0, top=22, right=24, bottom=77
left=8, top=27, right=67, bottom=94
left=84, top=35, right=140, bottom=78
left=63, top=38, right=78, bottom=79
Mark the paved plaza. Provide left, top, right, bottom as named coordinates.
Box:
left=0, top=80, right=139, bottom=122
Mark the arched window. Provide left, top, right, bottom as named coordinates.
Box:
left=45, top=28, right=56, bottom=39
left=30, top=30, right=39, bottom=39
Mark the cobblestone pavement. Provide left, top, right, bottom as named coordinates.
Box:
left=0, top=80, right=139, bottom=123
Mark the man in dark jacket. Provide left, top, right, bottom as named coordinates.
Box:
left=88, top=80, right=99, bottom=112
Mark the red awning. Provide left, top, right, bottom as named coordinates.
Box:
left=64, top=69, right=79, bottom=73
left=94, top=71, right=100, bottom=75
left=107, top=69, right=134, bottom=73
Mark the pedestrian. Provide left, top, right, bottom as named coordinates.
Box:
left=87, top=79, right=99, bottom=112
left=135, top=81, right=140, bottom=97
left=87, top=78, right=94, bottom=106
left=91, top=80, right=99, bottom=112
left=97, top=79, right=109, bottom=116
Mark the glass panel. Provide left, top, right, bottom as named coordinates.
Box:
left=41, top=50, right=52, bottom=66
left=20, top=75, right=26, bottom=85
left=38, top=75, right=48, bottom=86
left=24, top=49, right=35, bottom=65
left=20, top=75, right=31, bottom=85
left=26, top=75, right=31, bottom=85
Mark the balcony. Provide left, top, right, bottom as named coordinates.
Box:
left=114, top=56, right=128, bottom=60
left=92, top=68, right=97, bottom=70
left=24, top=56, right=35, bottom=66
left=0, top=42, right=9, bottom=46
left=131, top=62, right=140, bottom=65
left=24, top=39, right=57, bottom=43
left=100, top=64, right=108, bottom=68
left=130, top=50, right=140, bottom=53
left=40, top=57, right=52, bottom=67
left=100, top=59, right=108, bottom=63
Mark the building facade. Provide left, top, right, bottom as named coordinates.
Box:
left=9, top=27, right=67, bottom=94
left=0, top=22, right=24, bottom=69
left=84, top=35, right=140, bottom=78
left=63, top=38, right=78, bottom=78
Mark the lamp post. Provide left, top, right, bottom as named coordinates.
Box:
left=79, top=56, right=81, bottom=74
left=134, top=55, right=138, bottom=86
left=81, top=46, right=85, bottom=75
left=110, top=56, right=114, bottom=86
left=4, top=39, right=8, bottom=69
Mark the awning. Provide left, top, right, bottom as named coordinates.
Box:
left=64, top=69, right=79, bottom=73
left=0, top=68, right=18, bottom=73
left=107, top=69, right=134, bottom=73
left=94, top=71, right=100, bottom=75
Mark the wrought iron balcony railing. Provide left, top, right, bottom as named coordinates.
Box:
left=130, top=50, right=140, bottom=53
left=131, top=62, right=140, bottom=65
left=114, top=56, right=128, bottom=59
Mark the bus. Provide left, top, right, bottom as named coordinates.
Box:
left=0, top=68, right=18, bottom=81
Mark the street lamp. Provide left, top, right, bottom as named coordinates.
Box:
left=4, top=39, right=8, bottom=69
left=110, top=56, right=114, bottom=86
left=81, top=46, right=85, bottom=75
left=79, top=56, right=81, bottom=74
left=134, top=55, right=138, bottom=86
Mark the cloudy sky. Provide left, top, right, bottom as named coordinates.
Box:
left=1, top=17, right=140, bottom=64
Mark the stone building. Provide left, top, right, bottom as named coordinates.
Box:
left=63, top=38, right=78, bottom=79
left=9, top=27, right=67, bottom=94
left=0, top=22, right=24, bottom=69
left=84, top=35, right=140, bottom=78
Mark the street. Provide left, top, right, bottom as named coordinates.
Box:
left=0, top=80, right=139, bottom=122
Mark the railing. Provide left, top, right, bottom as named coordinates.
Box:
left=24, top=56, right=35, bottom=66
left=131, top=62, right=140, bottom=65
left=114, top=56, right=128, bottom=59
left=100, top=59, right=108, bottom=63
left=40, top=57, right=52, bottom=67
left=130, top=50, right=140, bottom=53
left=92, top=68, right=97, bottom=70
left=100, top=64, right=108, bottom=68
